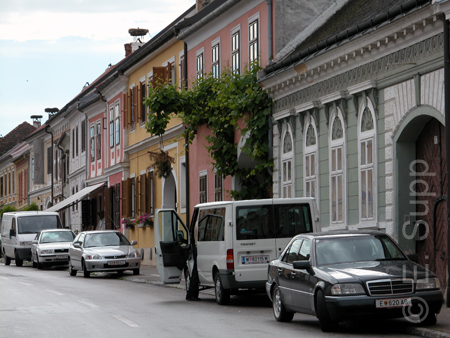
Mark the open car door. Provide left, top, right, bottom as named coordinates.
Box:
left=154, top=209, right=190, bottom=284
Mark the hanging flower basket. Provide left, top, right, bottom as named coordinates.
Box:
left=138, top=213, right=153, bottom=227
left=149, top=150, right=174, bottom=178
left=122, top=218, right=135, bottom=230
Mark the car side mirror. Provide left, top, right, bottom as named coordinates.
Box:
left=9, top=229, right=15, bottom=238
left=130, top=240, right=137, bottom=246
left=32, top=240, right=38, bottom=244
left=407, top=253, right=419, bottom=263
left=293, top=260, right=311, bottom=270
left=73, top=242, right=82, bottom=249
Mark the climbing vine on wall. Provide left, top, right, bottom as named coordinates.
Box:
left=144, top=65, right=273, bottom=200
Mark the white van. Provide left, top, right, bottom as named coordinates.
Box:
left=1, top=211, right=63, bottom=266
left=154, top=198, right=320, bottom=304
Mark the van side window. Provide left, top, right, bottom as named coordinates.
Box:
left=236, top=205, right=272, bottom=240
left=275, top=204, right=313, bottom=238
left=198, top=208, right=225, bottom=242
left=11, top=218, right=16, bottom=232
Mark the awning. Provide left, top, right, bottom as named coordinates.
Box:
left=46, top=182, right=105, bottom=212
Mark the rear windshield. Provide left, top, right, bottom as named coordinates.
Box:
left=18, top=216, right=62, bottom=234
left=236, top=204, right=312, bottom=240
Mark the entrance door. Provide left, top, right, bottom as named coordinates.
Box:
left=415, top=118, right=447, bottom=294
left=154, top=209, right=190, bottom=284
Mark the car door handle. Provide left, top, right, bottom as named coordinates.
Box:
left=277, top=268, right=283, bottom=275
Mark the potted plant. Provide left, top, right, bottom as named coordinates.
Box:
left=138, top=213, right=153, bottom=227
left=149, top=150, right=174, bottom=178
left=122, top=218, right=135, bottom=230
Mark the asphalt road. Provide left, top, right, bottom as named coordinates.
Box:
left=0, top=262, right=415, bottom=338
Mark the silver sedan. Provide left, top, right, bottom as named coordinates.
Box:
left=68, top=230, right=141, bottom=278
left=31, top=229, right=75, bottom=269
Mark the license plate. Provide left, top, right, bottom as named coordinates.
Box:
left=56, top=255, right=67, bottom=260
left=376, top=298, right=412, bottom=308
left=242, top=255, right=270, bottom=264
left=108, top=261, right=126, bottom=266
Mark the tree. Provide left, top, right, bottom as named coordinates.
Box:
left=145, top=65, right=273, bottom=200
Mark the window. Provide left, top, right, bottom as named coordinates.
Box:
left=231, top=30, right=240, bottom=74
left=281, top=128, right=293, bottom=198
left=96, top=123, right=101, bottom=160
left=76, top=126, right=79, bottom=156
left=81, top=120, right=86, bottom=152
left=196, top=52, right=204, bottom=80
left=72, top=187, right=75, bottom=211
left=214, top=172, right=223, bottom=201
left=282, top=239, right=303, bottom=264
left=76, top=186, right=78, bottom=210
left=199, top=174, right=207, bottom=203
left=330, top=114, right=345, bottom=224
left=90, top=126, right=95, bottom=162
left=32, top=156, right=34, bottom=181
left=130, top=87, right=135, bottom=126
left=8, top=172, right=11, bottom=195
left=109, top=106, right=114, bottom=147
left=249, top=19, right=259, bottom=66
left=304, top=122, right=318, bottom=199
left=114, top=103, right=120, bottom=146
left=359, top=107, right=376, bottom=221
left=140, top=81, right=146, bottom=123
left=12, top=169, right=14, bottom=194
left=0, top=176, right=3, bottom=197
left=47, top=147, right=52, bottom=174
left=198, top=208, right=225, bottom=242
left=211, top=43, right=220, bottom=78
left=72, top=129, right=75, bottom=158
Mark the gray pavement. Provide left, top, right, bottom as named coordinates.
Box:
left=124, top=264, right=450, bottom=338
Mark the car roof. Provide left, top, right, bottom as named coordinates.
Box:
left=82, top=230, right=120, bottom=234
left=40, top=229, right=73, bottom=233
left=295, top=230, right=387, bottom=240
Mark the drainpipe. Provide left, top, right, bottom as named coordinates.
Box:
left=266, top=0, right=273, bottom=62
left=444, top=17, right=450, bottom=308
left=183, top=42, right=190, bottom=229
left=45, top=125, right=54, bottom=206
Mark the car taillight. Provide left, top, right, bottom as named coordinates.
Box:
left=226, top=249, right=234, bottom=270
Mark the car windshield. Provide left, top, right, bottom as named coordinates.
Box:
left=18, top=216, right=61, bottom=234
left=40, top=231, right=74, bottom=243
left=84, top=232, right=131, bottom=248
left=315, top=235, right=406, bottom=266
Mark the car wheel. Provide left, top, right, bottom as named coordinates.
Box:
left=37, top=256, right=43, bottom=270
left=69, top=261, right=77, bottom=276
left=272, top=285, right=294, bottom=322
left=82, top=260, right=90, bottom=278
left=15, top=251, right=23, bottom=267
left=316, top=289, right=339, bottom=332
left=133, top=268, right=140, bottom=276
left=420, top=311, right=437, bottom=326
left=5, top=255, right=11, bottom=265
left=214, top=272, right=230, bottom=305
left=184, top=268, right=190, bottom=291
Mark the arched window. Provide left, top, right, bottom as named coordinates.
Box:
left=304, top=117, right=318, bottom=200
left=329, top=111, right=346, bottom=224
left=281, top=126, right=294, bottom=198
left=359, top=106, right=376, bottom=221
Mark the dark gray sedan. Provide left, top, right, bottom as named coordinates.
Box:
left=68, top=230, right=140, bottom=278
left=266, top=231, right=443, bottom=332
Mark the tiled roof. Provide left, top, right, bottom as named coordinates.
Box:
left=0, top=122, right=36, bottom=156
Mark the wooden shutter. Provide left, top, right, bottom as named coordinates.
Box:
left=147, top=171, right=154, bottom=215
left=123, top=91, right=129, bottom=128
left=139, top=174, right=146, bottom=214
left=137, top=85, right=141, bottom=122
left=152, top=67, right=167, bottom=87
left=122, top=178, right=131, bottom=218
left=133, top=86, right=138, bottom=126
left=104, top=186, right=112, bottom=229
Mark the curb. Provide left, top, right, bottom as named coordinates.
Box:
left=404, top=327, right=450, bottom=338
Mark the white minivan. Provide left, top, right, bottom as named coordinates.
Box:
left=154, top=198, right=320, bottom=304
left=1, top=211, right=63, bottom=266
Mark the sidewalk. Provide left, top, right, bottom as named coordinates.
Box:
left=125, top=265, right=450, bottom=338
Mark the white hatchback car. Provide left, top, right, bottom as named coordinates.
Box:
left=31, top=229, right=75, bottom=269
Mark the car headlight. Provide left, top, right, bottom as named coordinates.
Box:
left=416, top=277, right=440, bottom=290
left=20, top=241, right=32, bottom=246
left=86, top=254, right=103, bottom=260
left=40, top=249, right=53, bottom=254
left=331, top=283, right=366, bottom=295
left=127, top=250, right=140, bottom=258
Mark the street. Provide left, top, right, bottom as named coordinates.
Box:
left=0, top=262, right=418, bottom=338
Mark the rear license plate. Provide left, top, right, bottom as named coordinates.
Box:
left=242, top=255, right=270, bottom=264
left=108, top=261, right=126, bottom=266
left=376, top=298, right=412, bottom=308
left=56, top=255, right=67, bottom=260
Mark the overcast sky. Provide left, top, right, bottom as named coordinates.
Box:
left=0, top=0, right=194, bottom=138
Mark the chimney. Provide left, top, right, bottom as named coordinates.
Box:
left=196, top=0, right=211, bottom=11
left=124, top=43, right=132, bottom=57
left=31, top=115, right=43, bottom=128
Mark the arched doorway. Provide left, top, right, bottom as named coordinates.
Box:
left=162, top=171, right=176, bottom=209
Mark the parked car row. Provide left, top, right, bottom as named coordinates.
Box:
left=1, top=211, right=141, bottom=277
